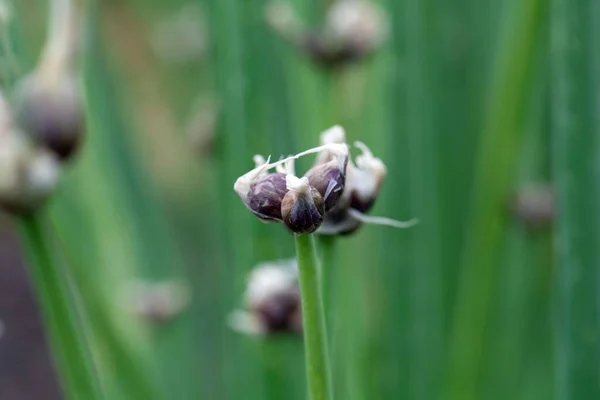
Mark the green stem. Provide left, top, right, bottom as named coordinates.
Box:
left=318, top=235, right=336, bottom=328
left=18, top=213, right=100, bottom=400
left=295, top=234, right=333, bottom=400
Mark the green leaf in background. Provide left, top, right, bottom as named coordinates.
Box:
left=551, top=0, right=600, bottom=398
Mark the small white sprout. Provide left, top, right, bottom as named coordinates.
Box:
left=320, top=125, right=346, bottom=145
left=286, top=174, right=310, bottom=193
left=253, top=154, right=267, bottom=168
left=275, top=156, right=295, bottom=175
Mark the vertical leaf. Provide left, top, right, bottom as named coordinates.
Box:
left=445, top=0, right=549, bottom=398
left=551, top=0, right=600, bottom=398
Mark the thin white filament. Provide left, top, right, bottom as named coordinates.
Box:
left=348, top=208, right=419, bottom=229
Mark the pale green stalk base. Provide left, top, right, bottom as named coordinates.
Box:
left=295, top=234, right=333, bottom=400
left=19, top=214, right=100, bottom=400
left=318, top=236, right=336, bottom=331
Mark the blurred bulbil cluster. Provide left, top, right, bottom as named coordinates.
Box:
left=266, top=0, right=389, bottom=67
left=229, top=259, right=302, bottom=336
left=234, top=125, right=416, bottom=236
left=234, top=132, right=348, bottom=234
left=0, top=0, right=83, bottom=213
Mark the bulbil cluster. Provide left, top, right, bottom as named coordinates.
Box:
left=0, top=0, right=84, bottom=213
left=234, top=136, right=348, bottom=234
left=228, top=259, right=302, bottom=336
left=234, top=125, right=416, bottom=236
left=265, top=0, right=389, bottom=68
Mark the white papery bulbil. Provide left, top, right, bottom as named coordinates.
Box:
left=229, top=259, right=301, bottom=336
left=326, top=0, right=389, bottom=50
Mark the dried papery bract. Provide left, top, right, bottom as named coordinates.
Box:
left=13, top=0, right=84, bottom=160
left=229, top=259, right=302, bottom=336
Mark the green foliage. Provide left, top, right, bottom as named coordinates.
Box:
left=5, top=0, right=598, bottom=399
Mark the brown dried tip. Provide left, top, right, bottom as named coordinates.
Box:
left=282, top=175, right=325, bottom=234
left=13, top=74, right=84, bottom=161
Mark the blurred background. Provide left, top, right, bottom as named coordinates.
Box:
left=1, top=0, right=597, bottom=399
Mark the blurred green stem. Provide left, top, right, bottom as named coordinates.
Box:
left=19, top=213, right=100, bottom=400
left=295, top=234, right=333, bottom=400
